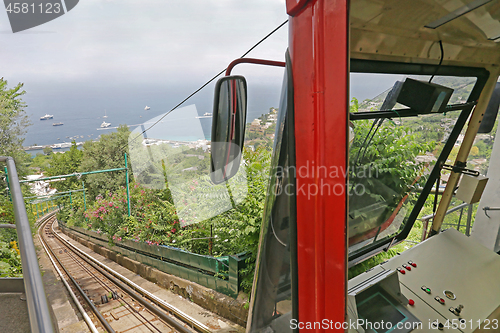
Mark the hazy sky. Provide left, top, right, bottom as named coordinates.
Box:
left=0, top=1, right=395, bottom=145
left=0, top=0, right=288, bottom=85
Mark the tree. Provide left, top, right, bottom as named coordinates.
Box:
left=45, top=142, right=83, bottom=192
left=43, top=146, right=53, bottom=155
left=470, top=146, right=480, bottom=157
left=79, top=125, right=131, bottom=199
left=0, top=78, right=30, bottom=277
left=0, top=78, right=31, bottom=177
left=348, top=98, right=433, bottom=245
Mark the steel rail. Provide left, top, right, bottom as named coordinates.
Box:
left=54, top=222, right=212, bottom=333
left=43, top=216, right=173, bottom=333
left=62, top=245, right=164, bottom=333
left=50, top=220, right=204, bottom=333
left=37, top=217, right=99, bottom=333
left=39, top=217, right=116, bottom=333
left=43, top=216, right=168, bottom=333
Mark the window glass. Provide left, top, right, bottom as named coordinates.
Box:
left=349, top=74, right=477, bottom=253
left=247, top=68, right=294, bottom=333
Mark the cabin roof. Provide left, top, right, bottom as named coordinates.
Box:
left=351, top=0, right=500, bottom=68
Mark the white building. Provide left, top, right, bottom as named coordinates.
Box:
left=25, top=174, right=57, bottom=196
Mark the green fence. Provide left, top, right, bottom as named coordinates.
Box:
left=58, top=221, right=249, bottom=298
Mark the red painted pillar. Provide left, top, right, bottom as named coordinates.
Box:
left=288, top=0, right=349, bottom=329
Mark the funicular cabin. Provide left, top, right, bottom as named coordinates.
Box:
left=210, top=1, right=500, bottom=332
left=3, top=1, right=500, bottom=332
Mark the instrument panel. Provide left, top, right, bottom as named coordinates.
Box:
left=348, top=229, right=500, bottom=332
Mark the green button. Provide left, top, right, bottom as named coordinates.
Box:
left=421, top=286, right=431, bottom=294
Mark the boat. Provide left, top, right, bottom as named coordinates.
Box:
left=52, top=122, right=64, bottom=126
left=24, top=145, right=44, bottom=151
left=145, top=106, right=150, bottom=110
left=40, top=114, right=53, bottom=120
left=196, top=112, right=213, bottom=119
left=100, top=121, right=111, bottom=128
left=103, top=109, right=108, bottom=118
left=51, top=142, right=72, bottom=149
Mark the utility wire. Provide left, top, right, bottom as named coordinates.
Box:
left=429, top=40, right=444, bottom=83
left=119, top=19, right=289, bottom=154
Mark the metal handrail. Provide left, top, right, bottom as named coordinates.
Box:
left=483, top=206, right=500, bottom=218
left=421, top=202, right=472, bottom=240
left=1, top=156, right=55, bottom=333
left=420, top=203, right=469, bottom=221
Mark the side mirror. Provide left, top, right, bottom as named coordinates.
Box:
left=210, top=75, right=248, bottom=184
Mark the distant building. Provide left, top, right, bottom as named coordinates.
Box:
left=415, top=152, right=436, bottom=164
left=25, top=174, right=57, bottom=196
left=251, top=119, right=261, bottom=127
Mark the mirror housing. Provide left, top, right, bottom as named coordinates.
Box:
left=210, top=75, right=248, bottom=184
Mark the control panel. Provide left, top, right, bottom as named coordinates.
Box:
left=348, top=229, right=500, bottom=332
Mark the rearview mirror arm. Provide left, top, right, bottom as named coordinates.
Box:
left=225, top=58, right=285, bottom=76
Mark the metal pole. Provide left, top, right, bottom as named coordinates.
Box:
left=430, top=69, right=500, bottom=236
left=82, top=181, right=86, bottom=212
left=70, top=191, right=73, bottom=211
left=0, top=157, right=55, bottom=333
left=209, top=224, right=213, bottom=256
left=24, top=189, right=86, bottom=200
left=125, top=153, right=131, bottom=217
left=19, top=167, right=127, bottom=183
left=4, top=166, right=11, bottom=202
left=466, top=204, right=473, bottom=236
left=421, top=218, right=429, bottom=242
left=457, top=206, right=464, bottom=232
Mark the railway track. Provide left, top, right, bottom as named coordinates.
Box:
left=39, top=214, right=212, bottom=333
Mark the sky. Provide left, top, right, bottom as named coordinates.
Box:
left=0, top=0, right=394, bottom=146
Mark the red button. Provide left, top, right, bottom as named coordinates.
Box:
left=409, top=299, right=415, bottom=306
left=410, top=262, right=417, bottom=267
left=404, top=265, right=411, bottom=271
left=398, top=269, right=406, bottom=274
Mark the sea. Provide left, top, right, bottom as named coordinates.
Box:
left=21, top=70, right=398, bottom=157
left=23, top=83, right=282, bottom=157
left=25, top=105, right=214, bottom=157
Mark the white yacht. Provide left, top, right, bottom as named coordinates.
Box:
left=100, top=121, right=111, bottom=128
left=51, top=142, right=72, bottom=149
left=40, top=114, right=53, bottom=120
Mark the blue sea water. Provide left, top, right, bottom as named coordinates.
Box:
left=23, top=82, right=281, bottom=155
